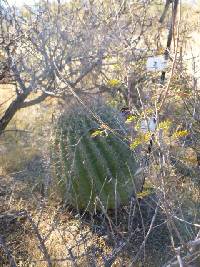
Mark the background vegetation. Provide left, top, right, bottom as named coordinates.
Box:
left=0, top=0, right=200, bottom=266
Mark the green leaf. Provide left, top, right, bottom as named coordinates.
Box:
left=107, top=79, right=121, bottom=87
left=136, top=189, right=151, bottom=199
left=91, top=129, right=105, bottom=138
left=125, top=115, right=137, bottom=124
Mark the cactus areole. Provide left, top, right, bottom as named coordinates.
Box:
left=53, top=104, right=143, bottom=212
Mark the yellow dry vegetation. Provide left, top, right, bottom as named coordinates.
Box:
left=0, top=84, right=59, bottom=175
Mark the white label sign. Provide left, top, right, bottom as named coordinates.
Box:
left=146, top=55, right=167, bottom=72
left=140, top=117, right=157, bottom=133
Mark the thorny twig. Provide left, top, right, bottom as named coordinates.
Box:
left=0, top=235, right=17, bottom=267
left=128, top=199, right=161, bottom=266
left=25, top=212, right=53, bottom=267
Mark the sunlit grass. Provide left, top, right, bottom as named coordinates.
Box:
left=0, top=84, right=58, bottom=174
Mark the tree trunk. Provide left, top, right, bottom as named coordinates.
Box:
left=0, top=92, right=30, bottom=135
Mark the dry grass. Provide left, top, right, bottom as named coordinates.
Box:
left=0, top=85, right=58, bottom=175
left=0, top=174, right=127, bottom=267
left=0, top=171, right=172, bottom=267
left=0, top=85, right=200, bottom=267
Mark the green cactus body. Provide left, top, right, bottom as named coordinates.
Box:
left=53, top=104, right=142, bottom=211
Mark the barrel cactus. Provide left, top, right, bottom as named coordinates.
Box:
left=52, top=103, right=143, bottom=212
